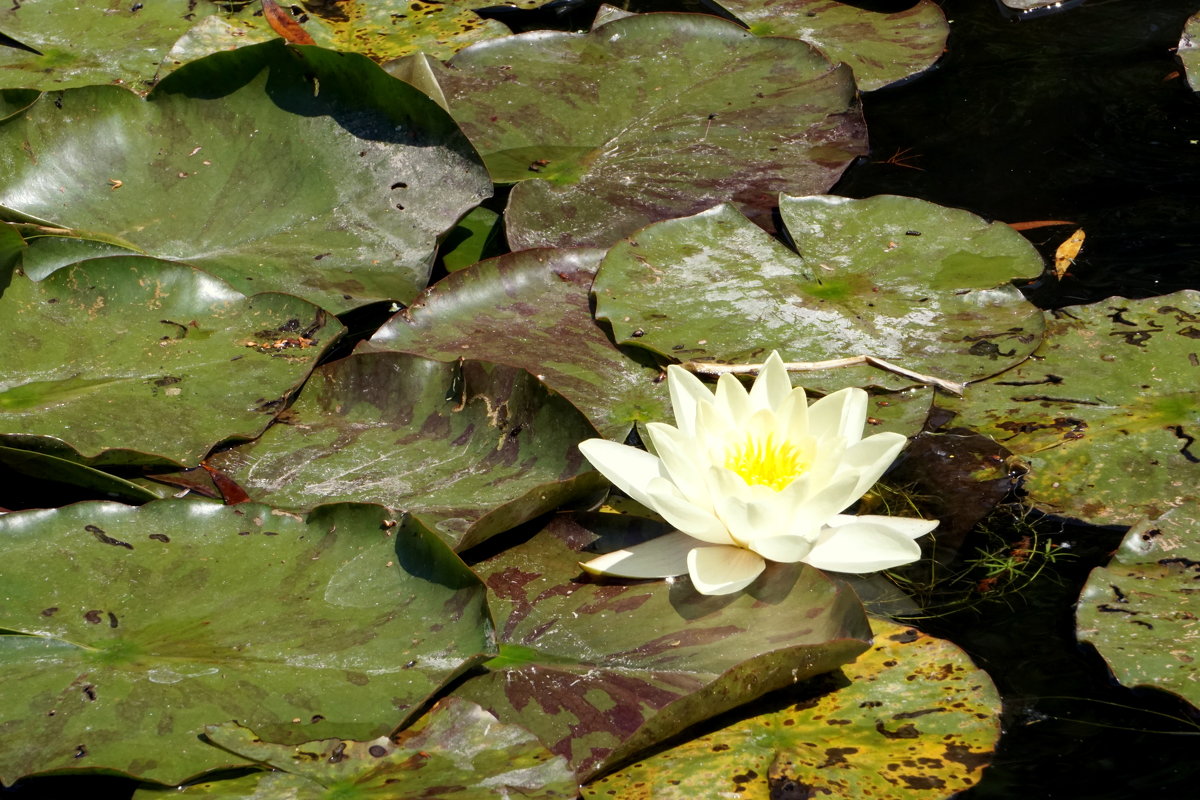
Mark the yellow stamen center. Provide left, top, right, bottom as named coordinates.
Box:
left=724, top=433, right=807, bottom=491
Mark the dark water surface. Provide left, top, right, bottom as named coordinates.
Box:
left=7, top=1, right=1200, bottom=797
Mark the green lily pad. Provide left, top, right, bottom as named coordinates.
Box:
left=438, top=12, right=865, bottom=249
left=0, top=500, right=494, bottom=785
left=206, top=352, right=603, bottom=551
left=453, top=512, right=873, bottom=779
left=0, top=257, right=342, bottom=467
left=1077, top=502, right=1200, bottom=709
left=0, top=40, right=491, bottom=313
left=0, top=0, right=223, bottom=92
left=133, top=698, right=576, bottom=799
left=367, top=247, right=670, bottom=439
left=935, top=291, right=1200, bottom=526
left=583, top=616, right=1001, bottom=799
left=438, top=206, right=504, bottom=273
left=1180, top=12, right=1200, bottom=93
left=716, top=0, right=949, bottom=91
left=593, top=194, right=1045, bottom=393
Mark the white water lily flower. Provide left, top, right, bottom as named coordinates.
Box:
left=578, top=352, right=937, bottom=595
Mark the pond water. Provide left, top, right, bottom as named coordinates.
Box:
left=5, top=0, right=1200, bottom=797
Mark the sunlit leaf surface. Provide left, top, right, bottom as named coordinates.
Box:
left=0, top=501, right=494, bottom=784
left=439, top=13, right=865, bottom=249
left=594, top=194, right=1044, bottom=393
left=0, top=40, right=490, bottom=313
left=1077, top=502, right=1200, bottom=709
left=0, top=257, right=342, bottom=466
left=453, top=512, right=873, bottom=779
left=583, top=617, right=1001, bottom=799
left=937, top=290, right=1200, bottom=525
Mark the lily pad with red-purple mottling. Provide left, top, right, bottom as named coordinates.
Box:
left=437, top=12, right=865, bottom=249
left=452, top=511, right=873, bottom=780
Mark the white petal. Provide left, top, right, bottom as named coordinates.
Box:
left=715, top=373, right=751, bottom=424
left=749, top=351, right=792, bottom=412
left=803, top=521, right=923, bottom=573
left=839, top=432, right=907, bottom=500
left=748, top=534, right=814, bottom=563
left=580, top=531, right=696, bottom=578
left=578, top=439, right=665, bottom=510
left=776, top=389, right=810, bottom=441
left=829, top=514, right=939, bottom=539
left=808, top=387, right=869, bottom=446
left=644, top=478, right=733, bottom=545
left=644, top=423, right=712, bottom=510
left=667, top=365, right=715, bottom=437
left=793, top=471, right=863, bottom=525
left=687, top=545, right=766, bottom=595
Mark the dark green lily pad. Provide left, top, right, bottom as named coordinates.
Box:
left=0, top=501, right=494, bottom=785
left=593, top=194, right=1045, bottom=393
left=1077, top=502, right=1200, bottom=709
left=0, top=0, right=221, bottom=92
left=453, top=512, right=873, bottom=779
left=0, top=257, right=342, bottom=467
left=0, top=40, right=491, bottom=313
left=935, top=291, right=1200, bottom=526
left=0, top=88, right=38, bottom=120
left=438, top=12, right=865, bottom=249
left=206, top=352, right=603, bottom=551
left=583, top=616, right=1000, bottom=799
left=133, top=698, right=576, bottom=799
left=717, top=0, right=949, bottom=91
left=1180, top=12, right=1200, bottom=93
left=0, top=445, right=162, bottom=505
left=438, top=206, right=504, bottom=273
left=367, top=247, right=670, bottom=439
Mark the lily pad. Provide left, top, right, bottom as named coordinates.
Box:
left=1077, top=502, right=1200, bottom=709
left=453, top=512, right=873, bottom=779
left=583, top=616, right=1001, bottom=799
left=935, top=291, right=1200, bottom=526
left=438, top=12, right=865, bottom=249
left=0, top=257, right=342, bottom=467
left=0, top=40, right=491, bottom=313
left=0, top=445, right=162, bottom=506
left=593, top=194, right=1045, bottom=393
left=0, top=501, right=494, bottom=785
left=717, top=0, right=949, bottom=91
left=160, top=0, right=514, bottom=68
left=0, top=0, right=222, bottom=92
left=133, top=698, right=576, bottom=799
left=367, top=247, right=670, bottom=439
left=206, top=352, right=603, bottom=551
left=1180, top=11, right=1200, bottom=93
left=0, top=88, right=38, bottom=121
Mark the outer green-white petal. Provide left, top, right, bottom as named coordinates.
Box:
left=749, top=351, right=792, bottom=412
left=580, top=531, right=696, bottom=578
left=666, top=364, right=715, bottom=437
left=839, top=431, right=907, bottom=501
left=804, top=521, right=923, bottom=573
left=828, top=514, right=938, bottom=539
left=645, top=478, right=733, bottom=545
left=687, top=545, right=766, bottom=595
left=578, top=438, right=665, bottom=510
left=808, top=387, right=869, bottom=446
left=645, top=422, right=714, bottom=511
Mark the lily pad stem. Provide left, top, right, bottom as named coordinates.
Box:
left=682, top=356, right=965, bottom=395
